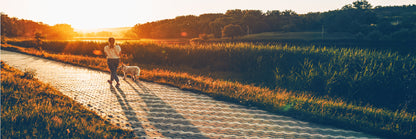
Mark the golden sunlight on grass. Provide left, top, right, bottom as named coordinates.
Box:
left=1, top=61, right=135, bottom=138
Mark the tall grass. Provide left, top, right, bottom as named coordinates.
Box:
left=1, top=61, right=134, bottom=138
left=7, top=40, right=416, bottom=112
left=2, top=42, right=416, bottom=138
left=274, top=46, right=416, bottom=110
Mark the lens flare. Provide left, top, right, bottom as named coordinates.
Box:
left=93, top=50, right=103, bottom=55
left=181, top=32, right=188, bottom=37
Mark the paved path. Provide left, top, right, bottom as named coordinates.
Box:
left=1, top=50, right=377, bottom=139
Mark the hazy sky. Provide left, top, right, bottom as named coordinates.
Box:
left=1, top=0, right=415, bottom=30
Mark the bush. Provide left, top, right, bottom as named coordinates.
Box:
left=222, top=24, right=245, bottom=39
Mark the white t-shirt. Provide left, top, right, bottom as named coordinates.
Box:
left=104, top=45, right=121, bottom=59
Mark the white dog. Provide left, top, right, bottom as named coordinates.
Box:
left=118, top=64, right=140, bottom=81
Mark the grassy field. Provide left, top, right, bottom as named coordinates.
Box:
left=2, top=42, right=416, bottom=138
left=240, top=32, right=355, bottom=40
left=1, top=61, right=135, bottom=138
left=6, top=40, right=415, bottom=112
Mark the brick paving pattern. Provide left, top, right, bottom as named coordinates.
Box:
left=1, top=50, right=378, bottom=138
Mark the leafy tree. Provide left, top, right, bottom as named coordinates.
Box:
left=298, top=12, right=322, bottom=31
left=208, top=21, right=223, bottom=38
left=282, top=10, right=298, bottom=16
left=342, top=4, right=354, bottom=10
left=225, top=9, right=243, bottom=17
left=242, top=10, right=263, bottom=17
left=222, top=24, right=245, bottom=39
left=253, top=21, right=270, bottom=33
left=34, top=32, right=45, bottom=49
left=353, top=0, right=372, bottom=10
left=1, top=13, right=75, bottom=39
left=198, top=13, right=223, bottom=34
left=323, top=0, right=376, bottom=33
left=265, top=10, right=281, bottom=17
left=209, top=17, right=235, bottom=37
left=123, top=2, right=414, bottom=41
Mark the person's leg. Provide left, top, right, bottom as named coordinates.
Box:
left=113, top=59, right=120, bottom=84
left=107, top=59, right=117, bottom=83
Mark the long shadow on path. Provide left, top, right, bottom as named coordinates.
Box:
left=110, top=85, right=147, bottom=137
left=125, top=80, right=209, bottom=138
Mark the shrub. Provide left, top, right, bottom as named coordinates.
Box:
left=222, top=24, right=245, bottom=39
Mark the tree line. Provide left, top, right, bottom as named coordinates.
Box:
left=1, top=0, right=415, bottom=41
left=128, top=0, right=416, bottom=41
left=1, top=13, right=76, bottom=40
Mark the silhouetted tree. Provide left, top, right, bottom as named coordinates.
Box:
left=226, top=9, right=244, bottom=17
left=282, top=10, right=298, bottom=16
left=342, top=4, right=354, bottom=10
left=353, top=0, right=372, bottom=10
left=1, top=13, right=75, bottom=40
left=265, top=10, right=281, bottom=17
left=34, top=32, right=45, bottom=49
left=124, top=1, right=414, bottom=41
left=222, top=24, right=245, bottom=39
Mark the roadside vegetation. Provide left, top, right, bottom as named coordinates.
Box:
left=2, top=42, right=415, bottom=138
left=1, top=61, right=135, bottom=138
left=5, top=40, right=416, bottom=112
left=1, top=1, right=415, bottom=138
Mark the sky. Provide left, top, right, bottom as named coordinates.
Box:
left=1, top=0, right=415, bottom=31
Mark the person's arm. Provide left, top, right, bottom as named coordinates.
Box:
left=104, top=46, right=109, bottom=57
left=116, top=45, right=121, bottom=57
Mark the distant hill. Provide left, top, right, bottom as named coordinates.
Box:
left=74, top=27, right=132, bottom=33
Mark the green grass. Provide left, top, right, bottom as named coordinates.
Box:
left=1, top=61, right=135, bottom=138
left=240, top=32, right=355, bottom=40
left=2, top=42, right=416, bottom=138
left=4, top=41, right=416, bottom=111
left=274, top=46, right=416, bottom=108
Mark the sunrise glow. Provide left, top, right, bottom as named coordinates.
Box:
left=1, top=0, right=415, bottom=31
